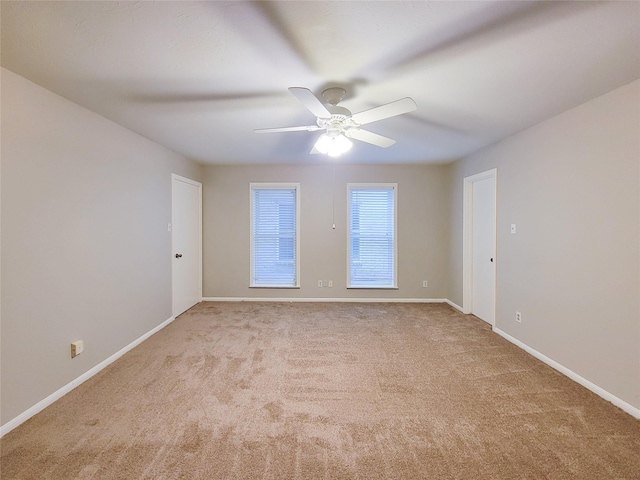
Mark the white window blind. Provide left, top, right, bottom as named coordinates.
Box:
left=251, top=184, right=299, bottom=287
left=348, top=184, right=397, bottom=288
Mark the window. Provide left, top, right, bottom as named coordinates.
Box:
left=348, top=184, right=397, bottom=288
left=250, top=183, right=300, bottom=287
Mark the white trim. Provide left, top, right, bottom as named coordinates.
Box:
left=0, top=316, right=176, bottom=438
left=346, top=287, right=399, bottom=290
left=249, top=183, right=301, bottom=288
left=171, top=174, right=203, bottom=317
left=202, top=297, right=452, bottom=304
left=445, top=299, right=464, bottom=312
left=171, top=174, right=201, bottom=188
left=462, top=168, right=497, bottom=320
left=494, top=327, right=640, bottom=419
left=346, top=183, right=398, bottom=289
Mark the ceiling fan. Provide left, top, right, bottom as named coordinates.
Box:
left=254, top=87, right=417, bottom=157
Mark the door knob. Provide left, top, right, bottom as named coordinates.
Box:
left=175, top=253, right=183, bottom=258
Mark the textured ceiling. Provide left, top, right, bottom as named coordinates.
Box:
left=2, top=1, right=639, bottom=165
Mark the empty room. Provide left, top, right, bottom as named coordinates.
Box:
left=1, top=1, right=639, bottom=478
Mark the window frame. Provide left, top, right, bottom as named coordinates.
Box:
left=347, top=183, right=398, bottom=289
left=249, top=182, right=300, bottom=288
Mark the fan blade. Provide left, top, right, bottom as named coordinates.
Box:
left=351, top=97, right=417, bottom=126
left=254, top=125, right=322, bottom=133
left=346, top=129, right=396, bottom=148
left=288, top=87, right=332, bottom=118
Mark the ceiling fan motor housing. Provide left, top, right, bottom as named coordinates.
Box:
left=321, top=87, right=346, bottom=106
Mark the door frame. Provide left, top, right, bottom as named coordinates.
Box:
left=171, top=174, right=202, bottom=317
left=462, top=168, right=497, bottom=322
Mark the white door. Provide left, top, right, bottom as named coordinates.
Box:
left=463, top=170, right=497, bottom=324
left=471, top=176, right=496, bottom=324
left=172, top=174, right=202, bottom=317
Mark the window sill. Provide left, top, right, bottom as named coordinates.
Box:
left=250, top=285, right=301, bottom=289
left=347, top=286, right=399, bottom=290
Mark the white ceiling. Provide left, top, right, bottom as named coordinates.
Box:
left=2, top=1, right=639, bottom=165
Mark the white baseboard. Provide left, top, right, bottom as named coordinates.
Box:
left=493, top=327, right=640, bottom=419
left=202, top=297, right=453, bottom=304
left=0, top=315, right=176, bottom=438
left=445, top=299, right=464, bottom=312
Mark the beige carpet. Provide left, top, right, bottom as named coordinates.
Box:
left=1, top=302, right=639, bottom=479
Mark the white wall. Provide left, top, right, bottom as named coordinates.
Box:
left=0, top=69, right=202, bottom=425
left=202, top=164, right=451, bottom=300
left=447, top=80, right=640, bottom=410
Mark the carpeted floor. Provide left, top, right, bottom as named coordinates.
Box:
left=1, top=302, right=639, bottom=479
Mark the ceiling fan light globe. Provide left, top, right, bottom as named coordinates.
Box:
left=334, top=134, right=353, bottom=153
left=314, top=133, right=333, bottom=154
left=315, top=132, right=352, bottom=157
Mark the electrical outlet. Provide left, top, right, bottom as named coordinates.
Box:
left=516, top=311, right=522, bottom=323
left=71, top=340, right=84, bottom=358
left=328, top=280, right=333, bottom=288
left=317, top=280, right=323, bottom=287
left=422, top=280, right=428, bottom=288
